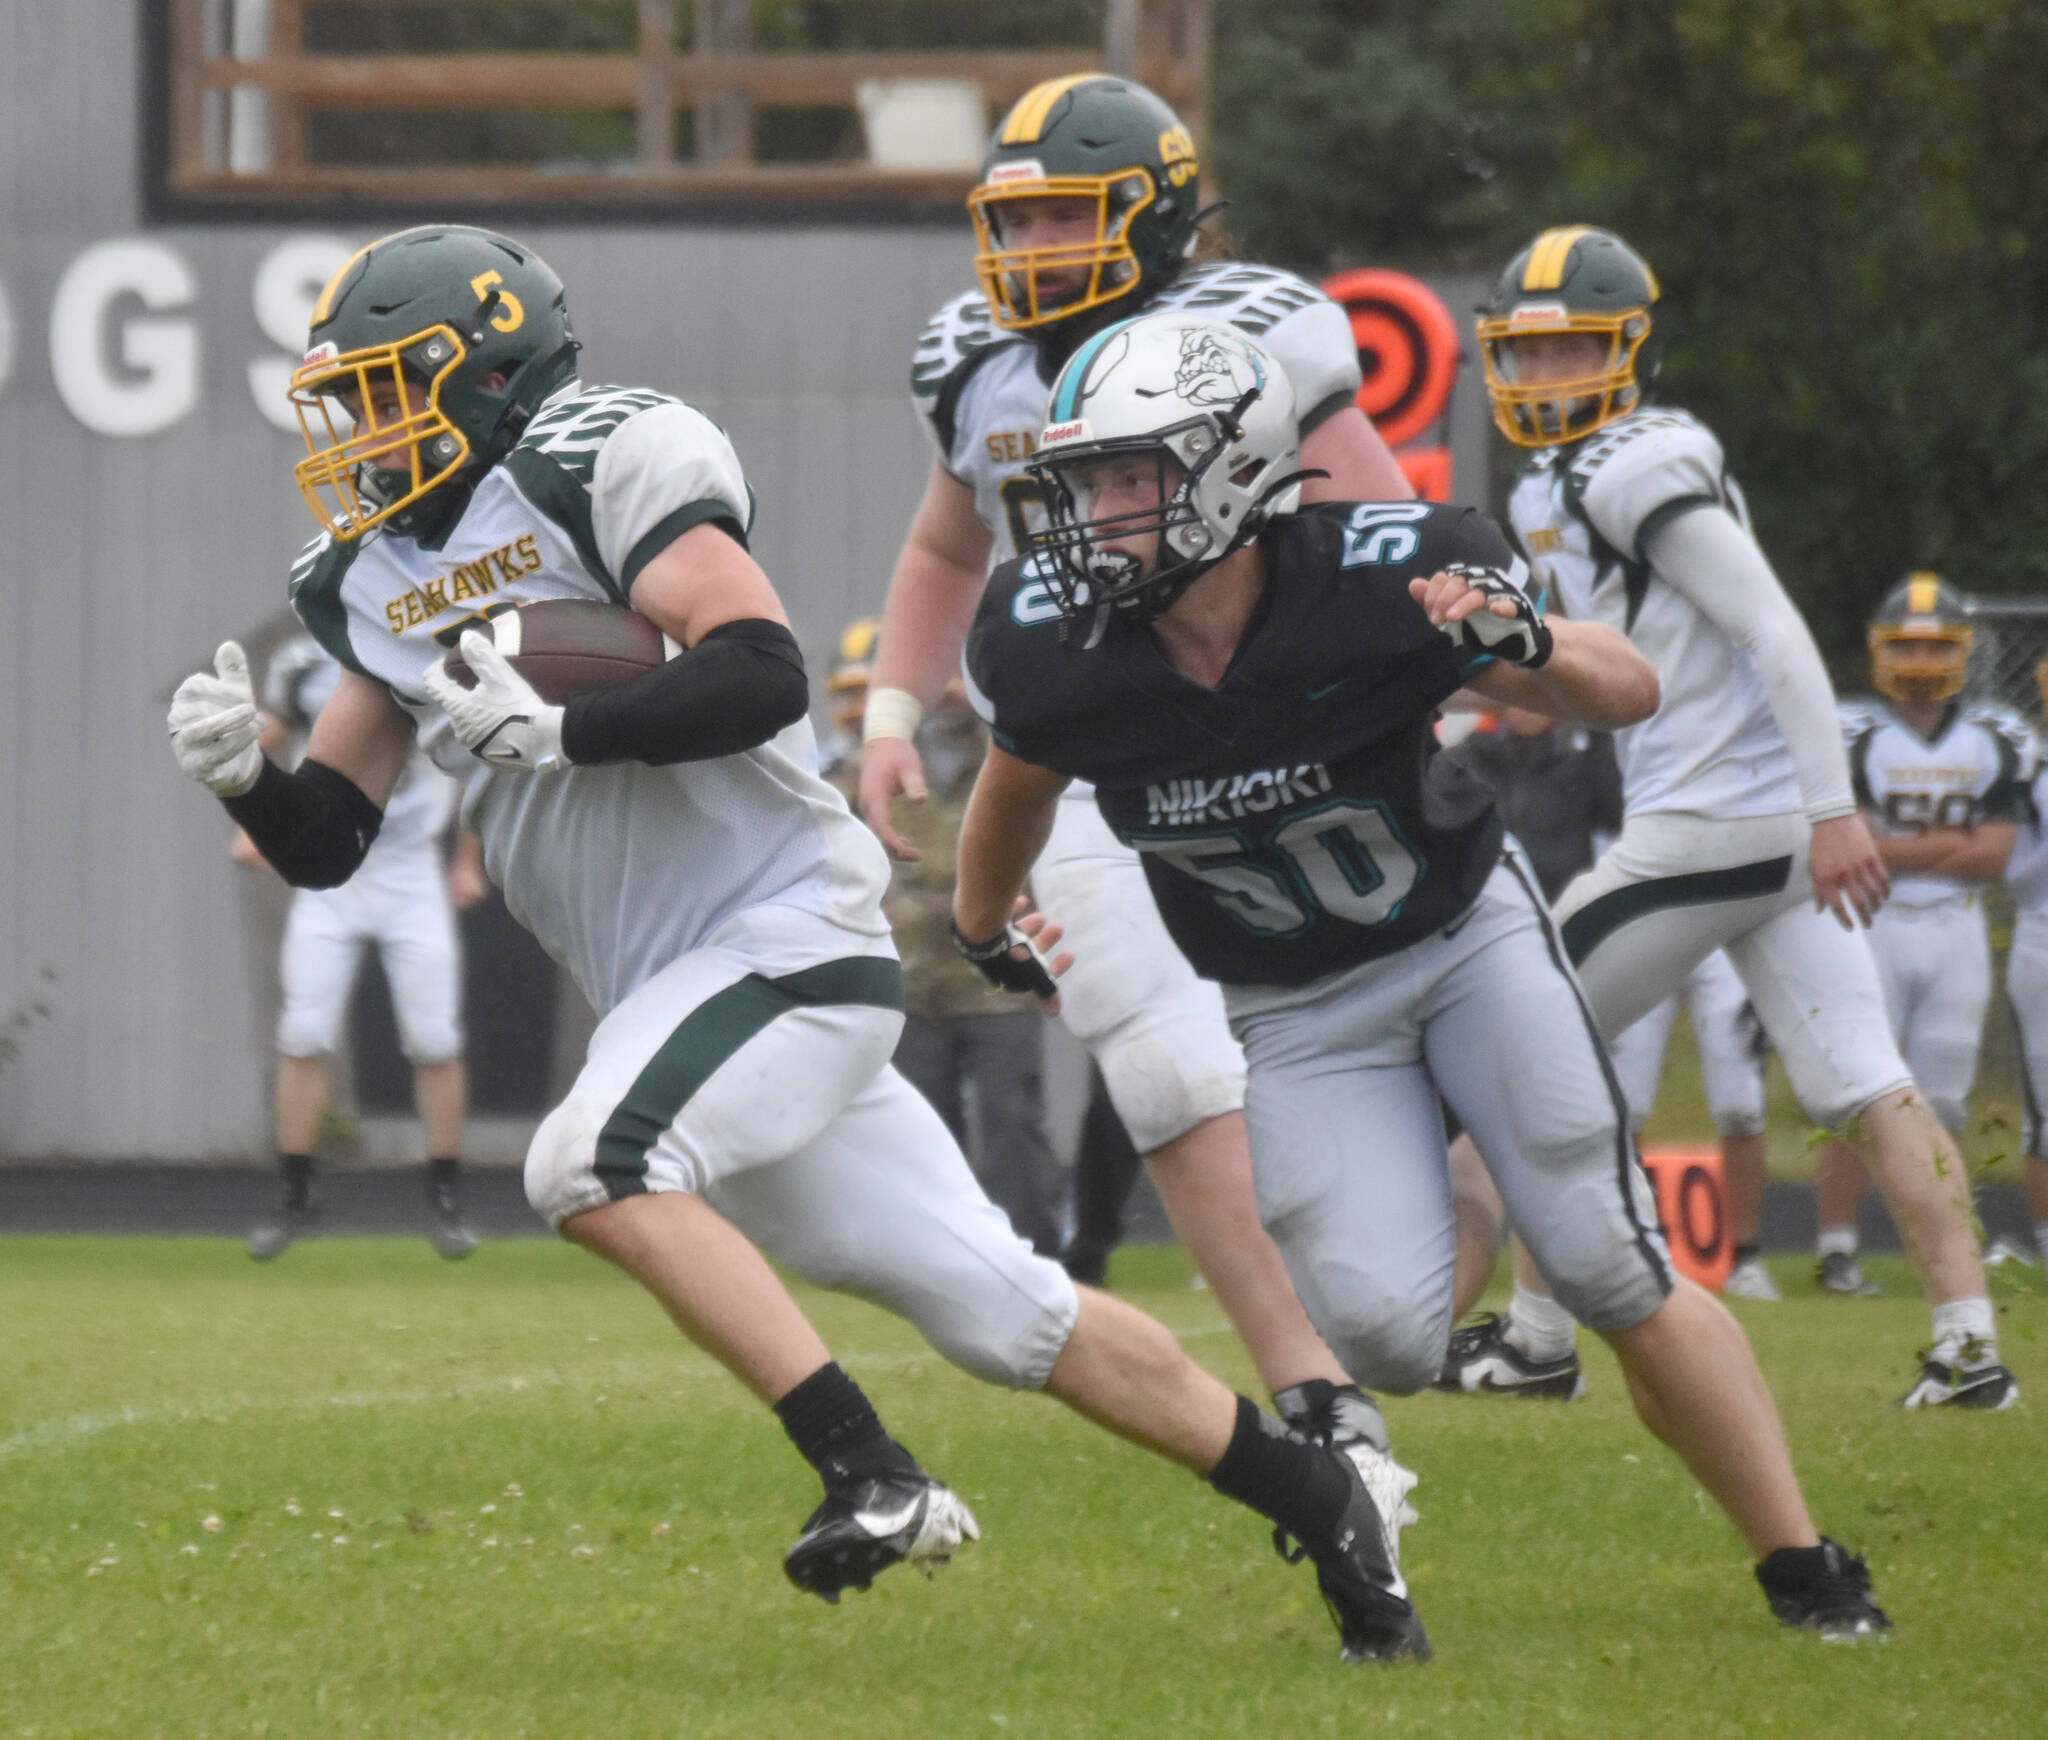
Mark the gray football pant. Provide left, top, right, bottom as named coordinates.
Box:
left=1225, top=853, right=1671, bottom=1395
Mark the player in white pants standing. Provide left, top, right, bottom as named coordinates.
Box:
left=858, top=74, right=1417, bottom=1450
left=1811, top=579, right=2032, bottom=1292
left=236, top=634, right=487, bottom=1260
left=1446, top=226, right=2013, bottom=1410
left=1999, top=654, right=2048, bottom=1270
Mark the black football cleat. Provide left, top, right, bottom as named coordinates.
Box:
left=247, top=1194, right=317, bottom=1262
left=1432, top=1313, right=1585, bottom=1399
left=1277, top=1450, right=1430, bottom=1664
left=428, top=1180, right=478, bottom=1260
left=782, top=1472, right=979, bottom=1604
left=1816, top=1251, right=1881, bottom=1297
left=1897, top=1357, right=2018, bottom=1411
left=1755, top=1538, right=1892, bottom=1639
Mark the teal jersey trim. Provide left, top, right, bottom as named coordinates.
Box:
left=1051, top=317, right=1140, bottom=422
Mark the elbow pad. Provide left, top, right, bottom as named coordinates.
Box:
left=221, top=757, right=384, bottom=888
left=560, top=618, right=809, bottom=766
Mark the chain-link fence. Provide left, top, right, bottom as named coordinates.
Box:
left=1965, top=596, right=2048, bottom=719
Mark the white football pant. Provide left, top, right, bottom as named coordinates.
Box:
left=1030, top=789, right=1247, bottom=1153
left=276, top=840, right=464, bottom=1064
left=1554, top=810, right=1911, bottom=1129
left=524, top=899, right=1080, bottom=1390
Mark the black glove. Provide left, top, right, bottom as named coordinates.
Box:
left=949, top=919, right=1059, bottom=999
left=1438, top=563, right=1553, bottom=668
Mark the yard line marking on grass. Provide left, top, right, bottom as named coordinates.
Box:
left=0, top=1323, right=1238, bottom=1462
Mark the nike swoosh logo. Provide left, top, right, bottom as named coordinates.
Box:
left=1308, top=679, right=1348, bottom=700
left=853, top=1499, right=923, bottom=1538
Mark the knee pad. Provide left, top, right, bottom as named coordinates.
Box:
left=524, top=1099, right=613, bottom=1230
left=275, top=1003, right=342, bottom=1061
left=1094, top=1026, right=1246, bottom=1155
left=1547, top=1264, right=1668, bottom=1337
left=1314, top=1283, right=1449, bottom=1397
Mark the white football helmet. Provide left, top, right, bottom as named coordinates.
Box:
left=1025, top=313, right=1303, bottom=621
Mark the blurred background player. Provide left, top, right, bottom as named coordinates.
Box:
left=1999, top=653, right=2048, bottom=1270
left=1466, top=226, right=2012, bottom=1409
left=826, top=618, right=1063, bottom=1254
left=1605, top=952, right=1777, bottom=1299
left=858, top=72, right=1413, bottom=1438
left=234, top=633, right=487, bottom=1260
left=1812, top=578, right=2033, bottom=1291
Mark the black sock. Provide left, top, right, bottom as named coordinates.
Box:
left=277, top=1153, right=314, bottom=1207
left=428, top=1157, right=461, bottom=1188
left=1734, top=1242, right=1761, bottom=1266
left=1207, top=1395, right=1352, bottom=1546
left=773, top=1362, right=920, bottom=1491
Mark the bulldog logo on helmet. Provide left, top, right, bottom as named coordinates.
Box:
left=1161, top=325, right=1264, bottom=407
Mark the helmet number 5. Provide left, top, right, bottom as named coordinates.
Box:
left=469, top=270, right=525, bottom=334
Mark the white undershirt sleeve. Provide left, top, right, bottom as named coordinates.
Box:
left=1643, top=504, right=1858, bottom=823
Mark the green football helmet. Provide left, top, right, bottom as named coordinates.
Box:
left=290, top=225, right=579, bottom=541
left=968, top=74, right=1203, bottom=340
left=1477, top=227, right=1661, bottom=446
left=1869, top=572, right=1973, bottom=704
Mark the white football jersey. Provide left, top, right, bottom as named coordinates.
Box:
left=911, top=262, right=1363, bottom=571
left=1507, top=407, right=1803, bottom=821
left=287, top=381, right=891, bottom=1014
left=264, top=634, right=458, bottom=854
left=1843, top=697, right=2033, bottom=906
left=2005, top=766, right=2048, bottom=916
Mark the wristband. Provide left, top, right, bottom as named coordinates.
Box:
left=862, top=686, right=925, bottom=745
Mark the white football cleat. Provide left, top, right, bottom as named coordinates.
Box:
left=1723, top=1258, right=1782, bottom=1301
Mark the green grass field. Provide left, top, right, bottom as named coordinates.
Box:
left=3, top=1238, right=2044, bottom=1739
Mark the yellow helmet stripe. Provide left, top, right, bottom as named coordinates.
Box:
left=1000, top=73, right=1100, bottom=146
left=1522, top=226, right=1592, bottom=291
left=1526, top=226, right=1596, bottom=291
left=1907, top=572, right=1941, bottom=615
left=311, top=235, right=389, bottom=328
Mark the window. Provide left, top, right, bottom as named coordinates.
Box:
left=146, top=0, right=1211, bottom=221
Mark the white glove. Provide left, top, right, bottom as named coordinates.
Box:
left=423, top=628, right=567, bottom=773
left=1437, top=564, right=1554, bottom=668
left=168, top=641, right=265, bottom=796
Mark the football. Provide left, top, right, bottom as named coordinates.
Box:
left=443, top=598, right=678, bottom=703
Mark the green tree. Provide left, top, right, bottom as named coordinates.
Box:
left=1212, top=0, right=2048, bottom=669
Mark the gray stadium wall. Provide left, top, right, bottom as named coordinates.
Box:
left=0, top=1, right=1492, bottom=1161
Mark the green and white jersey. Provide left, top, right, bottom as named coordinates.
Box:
left=288, top=379, right=892, bottom=1014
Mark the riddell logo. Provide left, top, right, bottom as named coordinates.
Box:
left=1041, top=418, right=1090, bottom=445
left=1507, top=303, right=1569, bottom=327
left=987, top=159, right=1047, bottom=186
left=302, top=341, right=340, bottom=364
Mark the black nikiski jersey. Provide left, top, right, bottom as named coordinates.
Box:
left=967, top=502, right=1518, bottom=988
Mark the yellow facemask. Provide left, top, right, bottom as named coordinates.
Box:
left=968, top=172, right=1157, bottom=332
left=289, top=327, right=471, bottom=540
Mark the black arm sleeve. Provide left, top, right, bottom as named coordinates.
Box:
left=559, top=618, right=810, bottom=766
left=220, top=757, right=384, bottom=889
